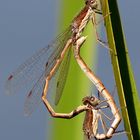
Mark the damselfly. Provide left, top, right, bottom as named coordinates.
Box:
left=6, top=0, right=105, bottom=115
left=43, top=94, right=122, bottom=140
left=6, top=0, right=122, bottom=137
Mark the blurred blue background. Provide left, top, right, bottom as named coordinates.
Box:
left=0, top=0, right=139, bottom=140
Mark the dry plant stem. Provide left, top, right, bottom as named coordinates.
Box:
left=74, top=36, right=121, bottom=139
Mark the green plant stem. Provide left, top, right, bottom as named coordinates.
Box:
left=100, top=0, right=140, bottom=140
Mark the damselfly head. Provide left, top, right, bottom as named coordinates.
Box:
left=82, top=96, right=100, bottom=107
left=85, top=0, right=98, bottom=9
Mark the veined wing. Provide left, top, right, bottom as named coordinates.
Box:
left=24, top=71, right=46, bottom=116
left=5, top=26, right=72, bottom=96
left=54, top=47, right=72, bottom=105
left=24, top=46, right=72, bottom=115
left=6, top=26, right=73, bottom=115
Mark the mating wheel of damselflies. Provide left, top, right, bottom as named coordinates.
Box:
left=5, top=0, right=122, bottom=139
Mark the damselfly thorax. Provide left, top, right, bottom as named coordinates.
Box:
left=71, top=0, right=98, bottom=43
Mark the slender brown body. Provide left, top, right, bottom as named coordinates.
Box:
left=71, top=2, right=96, bottom=42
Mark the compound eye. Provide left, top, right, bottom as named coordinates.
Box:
left=90, top=0, right=95, bottom=4
left=90, top=96, right=95, bottom=101
left=91, top=0, right=94, bottom=3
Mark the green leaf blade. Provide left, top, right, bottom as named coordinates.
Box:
left=100, top=0, right=140, bottom=140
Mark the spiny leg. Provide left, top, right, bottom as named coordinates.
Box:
left=99, top=107, right=121, bottom=122
left=99, top=113, right=108, bottom=134
left=92, top=11, right=112, bottom=51
left=93, top=11, right=111, bottom=25
left=42, top=39, right=72, bottom=105
left=94, top=113, right=111, bottom=140
left=113, top=129, right=131, bottom=137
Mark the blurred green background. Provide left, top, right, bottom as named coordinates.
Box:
left=0, top=0, right=139, bottom=140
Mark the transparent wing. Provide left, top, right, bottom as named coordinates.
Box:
left=24, top=71, right=46, bottom=116
left=5, top=26, right=73, bottom=115
left=5, top=26, right=72, bottom=96
left=54, top=47, right=72, bottom=105
left=24, top=46, right=72, bottom=116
